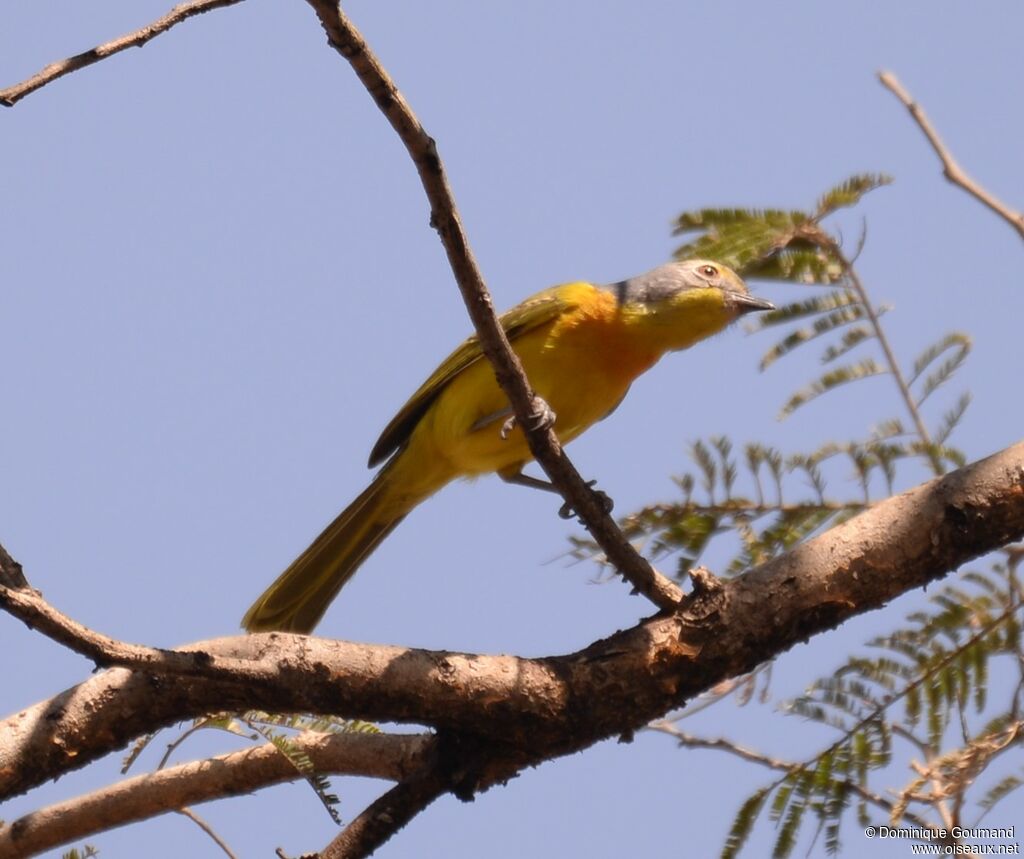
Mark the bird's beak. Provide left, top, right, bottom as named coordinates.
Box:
left=727, top=292, right=775, bottom=315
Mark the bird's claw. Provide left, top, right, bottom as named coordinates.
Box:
left=500, top=398, right=557, bottom=440
left=558, top=481, right=615, bottom=520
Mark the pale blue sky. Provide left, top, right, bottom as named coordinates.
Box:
left=2, top=2, right=1022, bottom=857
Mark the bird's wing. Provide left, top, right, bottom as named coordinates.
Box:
left=367, top=286, right=584, bottom=466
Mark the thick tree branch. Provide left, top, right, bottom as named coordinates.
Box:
left=0, top=732, right=431, bottom=858
left=878, top=71, right=1024, bottom=241
left=0, top=0, right=245, bottom=107
left=300, top=0, right=683, bottom=611
left=3, top=441, right=1022, bottom=826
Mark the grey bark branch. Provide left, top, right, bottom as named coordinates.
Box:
left=878, top=71, right=1024, bottom=241
left=0, top=0, right=245, bottom=107
left=2, top=440, right=1022, bottom=854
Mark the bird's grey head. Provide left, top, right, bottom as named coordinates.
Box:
left=607, top=260, right=774, bottom=315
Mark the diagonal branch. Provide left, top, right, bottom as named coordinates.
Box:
left=0, top=0, right=682, bottom=610
left=878, top=71, right=1024, bottom=241
left=0, top=0, right=246, bottom=107
left=0, top=732, right=431, bottom=858
left=0, top=574, right=277, bottom=683
left=176, top=808, right=238, bottom=859
left=832, top=242, right=944, bottom=475
left=300, top=0, right=683, bottom=611
left=3, top=440, right=1022, bottom=809
left=319, top=766, right=449, bottom=859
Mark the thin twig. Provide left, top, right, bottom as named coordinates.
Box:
left=0, top=552, right=270, bottom=682
left=648, top=721, right=792, bottom=768
left=176, top=808, right=239, bottom=859
left=301, top=0, right=683, bottom=612
left=878, top=71, right=1024, bottom=241
left=3, top=0, right=682, bottom=610
left=648, top=721, right=942, bottom=834
left=835, top=244, right=945, bottom=475
left=0, top=0, right=245, bottom=106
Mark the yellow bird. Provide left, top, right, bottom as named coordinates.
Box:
left=243, top=260, right=772, bottom=632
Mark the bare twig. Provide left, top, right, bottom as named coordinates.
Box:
left=878, top=71, right=1024, bottom=241
left=2, top=0, right=681, bottom=609
left=176, top=808, right=238, bottom=859
left=301, top=0, right=683, bottom=611
left=834, top=242, right=945, bottom=475
left=0, top=563, right=269, bottom=682
left=0, top=732, right=431, bottom=858
left=650, top=721, right=943, bottom=835
left=0, top=0, right=245, bottom=106
left=648, top=720, right=793, bottom=768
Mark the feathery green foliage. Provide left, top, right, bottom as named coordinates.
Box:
left=675, top=176, right=972, bottom=476
left=120, top=710, right=379, bottom=828
left=573, top=177, right=974, bottom=580
left=714, top=557, right=1024, bottom=858
left=245, top=713, right=345, bottom=825
left=611, top=176, right=1020, bottom=858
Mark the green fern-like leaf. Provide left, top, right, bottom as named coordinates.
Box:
left=824, top=817, right=844, bottom=856
left=820, top=326, right=873, bottom=365
left=745, top=247, right=843, bottom=284
left=978, top=770, right=1024, bottom=814
left=691, top=439, right=718, bottom=497
left=918, top=350, right=971, bottom=408
left=909, top=332, right=971, bottom=385
left=780, top=359, right=887, bottom=417
left=722, top=786, right=773, bottom=859
left=248, top=722, right=342, bottom=825
left=773, top=784, right=807, bottom=859
left=760, top=305, right=865, bottom=370
left=815, top=174, right=893, bottom=218
left=871, top=418, right=906, bottom=440
left=674, top=207, right=807, bottom=234
left=769, top=779, right=796, bottom=824
left=729, top=506, right=836, bottom=573
left=712, top=436, right=738, bottom=498
left=674, top=218, right=791, bottom=273
left=748, top=290, right=857, bottom=331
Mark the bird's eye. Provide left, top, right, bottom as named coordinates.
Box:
left=699, top=264, right=718, bottom=279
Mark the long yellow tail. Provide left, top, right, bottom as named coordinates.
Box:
left=242, top=457, right=433, bottom=633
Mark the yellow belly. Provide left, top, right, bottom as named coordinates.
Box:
left=409, top=306, right=660, bottom=477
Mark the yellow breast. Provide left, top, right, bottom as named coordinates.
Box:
left=417, top=285, right=661, bottom=476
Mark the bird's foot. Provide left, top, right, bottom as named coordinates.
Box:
left=558, top=481, right=615, bottom=520
left=500, top=397, right=557, bottom=440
